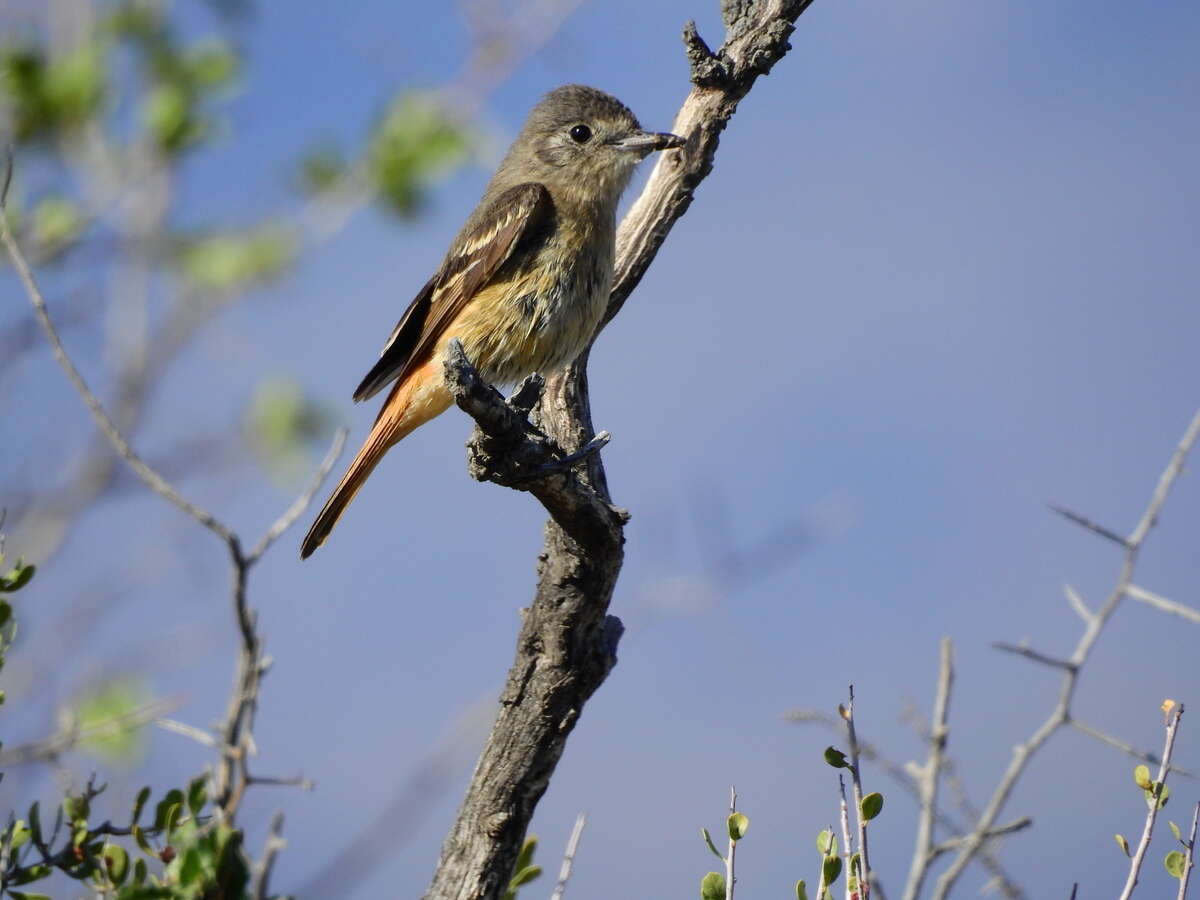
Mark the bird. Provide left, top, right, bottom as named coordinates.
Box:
left=300, top=85, right=682, bottom=558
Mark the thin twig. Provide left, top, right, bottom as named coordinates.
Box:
left=932, top=410, right=1200, bottom=900
left=0, top=697, right=181, bottom=766
left=1124, top=584, right=1200, bottom=625
left=1179, top=802, right=1199, bottom=900
left=155, top=717, right=219, bottom=748
left=1064, top=584, right=1093, bottom=623
left=725, top=786, right=737, bottom=900
left=990, top=642, right=1075, bottom=672
left=252, top=812, right=286, bottom=900
left=549, top=813, right=586, bottom=900
left=1070, top=719, right=1195, bottom=777
left=844, top=687, right=872, bottom=898
left=1119, top=705, right=1184, bottom=899
left=838, top=775, right=853, bottom=900
left=902, top=638, right=953, bottom=900
left=1, top=150, right=235, bottom=545
left=1046, top=504, right=1130, bottom=548
left=928, top=818, right=1032, bottom=859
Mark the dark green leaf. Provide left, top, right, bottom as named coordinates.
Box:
left=0, top=562, right=35, bottom=592
left=796, top=879, right=808, bottom=900
left=861, top=792, right=884, bottom=821
left=132, top=786, right=152, bottom=825
left=153, top=790, right=184, bottom=830
left=178, top=845, right=202, bottom=884
left=824, top=747, right=848, bottom=769
left=700, top=871, right=725, bottom=900
left=822, top=855, right=843, bottom=886
left=727, top=812, right=749, bottom=841
left=187, top=775, right=207, bottom=817
left=133, top=825, right=154, bottom=856
left=132, top=857, right=148, bottom=886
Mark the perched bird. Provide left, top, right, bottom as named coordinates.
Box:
left=301, top=85, right=682, bottom=558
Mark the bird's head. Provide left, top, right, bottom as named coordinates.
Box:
left=502, top=84, right=683, bottom=207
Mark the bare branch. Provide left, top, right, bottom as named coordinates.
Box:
left=1179, top=802, right=1199, bottom=900
left=252, top=812, right=286, bottom=900
left=838, top=775, right=853, bottom=900
left=1070, top=719, right=1195, bottom=777
left=902, top=638, right=954, bottom=900
left=991, top=642, right=1075, bottom=672
left=1119, top=704, right=1184, bottom=900
left=549, top=813, right=587, bottom=900
left=933, top=410, right=1200, bottom=900
left=1, top=151, right=235, bottom=546
left=1125, top=584, right=1200, bottom=625
left=1046, top=503, right=1130, bottom=548
left=928, top=817, right=1032, bottom=859
left=426, top=3, right=820, bottom=896
left=1064, top=584, right=1093, bottom=623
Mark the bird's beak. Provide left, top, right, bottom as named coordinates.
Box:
left=612, top=130, right=685, bottom=154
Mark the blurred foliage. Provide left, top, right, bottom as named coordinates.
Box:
left=0, top=41, right=107, bottom=143
left=243, top=377, right=334, bottom=484
left=74, top=677, right=153, bottom=766
left=502, top=835, right=541, bottom=900
left=174, top=226, right=296, bottom=294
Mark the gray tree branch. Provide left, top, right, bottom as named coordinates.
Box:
left=423, top=2, right=818, bottom=897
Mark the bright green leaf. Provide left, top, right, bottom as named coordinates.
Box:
left=816, top=829, right=837, bottom=856
left=508, top=865, right=541, bottom=889
left=1134, top=765, right=1152, bottom=790
left=1165, top=850, right=1187, bottom=879
left=823, top=854, right=843, bottom=886
left=1169, top=820, right=1182, bottom=842
left=104, top=843, right=130, bottom=886
left=727, top=812, right=749, bottom=841
left=700, top=871, right=725, bottom=900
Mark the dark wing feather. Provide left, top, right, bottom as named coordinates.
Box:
left=351, top=183, right=552, bottom=402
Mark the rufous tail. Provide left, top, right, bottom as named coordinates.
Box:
left=300, top=360, right=449, bottom=558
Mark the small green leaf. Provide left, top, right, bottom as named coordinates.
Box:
left=187, top=775, right=207, bottom=817
left=1169, top=820, right=1182, bottom=842
left=701, top=827, right=722, bottom=860
left=9, top=820, right=31, bottom=849
left=861, top=792, right=884, bottom=821
left=816, top=829, right=837, bottom=856
left=0, top=562, right=35, bottom=592
left=178, top=845, right=202, bottom=884
left=796, top=879, right=808, bottom=900
left=700, top=871, right=726, bottom=900
left=8, top=892, right=53, bottom=900
left=1115, top=833, right=1130, bottom=857
left=153, top=790, right=184, bottom=831
left=514, top=835, right=537, bottom=874
left=132, top=825, right=154, bottom=855
left=508, top=865, right=541, bottom=889
left=163, top=801, right=182, bottom=835
left=823, top=854, right=843, bottom=886
left=133, top=857, right=148, bottom=885
left=1134, top=765, right=1152, bottom=789
left=132, top=786, right=152, bottom=825
left=824, top=746, right=849, bottom=769
left=8, top=864, right=50, bottom=886
left=727, top=812, right=749, bottom=841
left=104, top=843, right=130, bottom=885
left=1145, top=782, right=1170, bottom=809
left=1165, top=850, right=1187, bottom=879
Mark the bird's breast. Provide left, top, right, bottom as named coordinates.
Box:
left=445, top=218, right=614, bottom=385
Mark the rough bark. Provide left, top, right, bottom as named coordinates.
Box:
left=424, top=3, right=818, bottom=897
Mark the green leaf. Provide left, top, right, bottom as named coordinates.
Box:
left=132, top=825, right=154, bottom=856
left=1165, top=850, right=1187, bottom=879
left=822, top=854, right=843, bottom=886
left=727, top=812, right=749, bottom=841
left=178, top=845, right=202, bottom=884
left=1169, top=820, right=1182, bottom=842
left=701, top=827, right=722, bottom=860
left=177, top=226, right=296, bottom=293
left=824, top=746, right=849, bottom=769
left=1134, top=765, right=1152, bottom=790
left=367, top=92, right=470, bottom=217
left=1145, top=782, right=1170, bottom=809
left=508, top=865, right=541, bottom=889
left=0, top=561, right=35, bottom=592
left=181, top=40, right=238, bottom=89
left=8, top=892, right=53, bottom=900
left=31, top=195, right=84, bottom=252
left=8, top=864, right=50, bottom=885
left=0, top=599, right=11, bottom=626
left=700, top=871, right=726, bottom=900
left=153, top=790, right=184, bottom=831
left=9, top=819, right=31, bottom=849
left=860, top=792, right=884, bottom=821
left=816, top=829, right=837, bottom=856
left=104, top=843, right=130, bottom=886
left=63, top=792, right=90, bottom=823
left=143, top=82, right=203, bottom=153
left=132, top=857, right=148, bottom=886
left=796, top=879, right=808, bottom=900
left=1115, top=833, right=1130, bottom=857
left=513, top=835, right=537, bottom=874
left=132, top=786, right=152, bottom=825
left=299, top=145, right=348, bottom=193
left=76, top=677, right=152, bottom=764
left=28, top=801, right=42, bottom=846
left=187, top=775, right=208, bottom=817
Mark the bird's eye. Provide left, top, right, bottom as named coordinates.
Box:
left=569, top=124, right=592, bottom=144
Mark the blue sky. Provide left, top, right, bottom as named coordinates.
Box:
left=4, top=0, right=1200, bottom=897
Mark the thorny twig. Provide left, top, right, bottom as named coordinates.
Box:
left=931, top=409, right=1200, bottom=900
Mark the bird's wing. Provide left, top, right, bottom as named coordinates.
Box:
left=352, top=183, right=553, bottom=402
